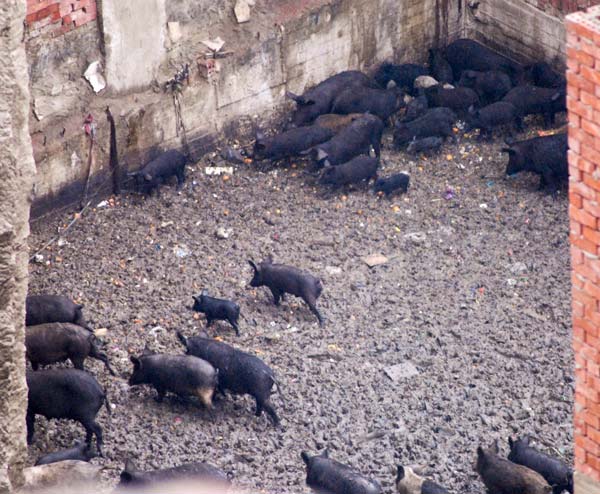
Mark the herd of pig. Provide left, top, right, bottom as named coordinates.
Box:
left=25, top=38, right=573, bottom=493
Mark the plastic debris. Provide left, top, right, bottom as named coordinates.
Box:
left=205, top=166, right=233, bottom=175
left=174, top=245, right=189, bottom=258
left=97, top=200, right=108, bottom=208
left=202, top=37, right=225, bottom=53
left=83, top=61, right=106, bottom=93
left=216, top=227, right=233, bottom=239
left=33, top=254, right=44, bottom=264
left=234, top=0, right=251, bottom=23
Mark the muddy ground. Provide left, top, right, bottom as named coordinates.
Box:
left=27, top=117, right=573, bottom=494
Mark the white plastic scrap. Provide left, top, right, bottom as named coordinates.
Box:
left=83, top=61, right=106, bottom=93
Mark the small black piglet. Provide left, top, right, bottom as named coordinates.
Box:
left=374, top=173, right=410, bottom=197
left=302, top=450, right=382, bottom=494
left=248, top=258, right=324, bottom=326
left=508, top=436, right=573, bottom=494
left=35, top=441, right=97, bottom=466
left=319, top=156, right=379, bottom=188
left=26, top=294, right=91, bottom=330
left=128, top=149, right=187, bottom=195
left=192, top=290, right=240, bottom=336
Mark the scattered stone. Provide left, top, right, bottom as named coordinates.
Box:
left=216, top=227, right=233, bottom=239
left=511, top=262, right=528, bottom=274
left=33, top=254, right=44, bottom=264
left=201, top=37, right=226, bottom=53
left=234, top=0, right=251, bottom=23
left=363, top=254, right=388, bottom=268
left=507, top=278, right=517, bottom=286
left=404, top=232, right=426, bottom=245
left=325, top=266, right=342, bottom=276
left=384, top=362, right=419, bottom=381
left=167, top=21, right=182, bottom=44
left=173, top=245, right=190, bottom=258
left=22, top=460, right=101, bottom=491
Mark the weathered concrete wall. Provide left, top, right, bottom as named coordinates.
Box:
left=0, top=1, right=36, bottom=492
left=26, top=0, right=462, bottom=217
left=465, top=0, right=594, bottom=67
left=100, top=0, right=167, bottom=93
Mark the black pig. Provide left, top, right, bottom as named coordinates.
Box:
left=319, top=156, right=379, bottom=188
left=502, top=85, right=566, bottom=127
left=476, top=443, right=551, bottom=494
left=396, top=465, right=448, bottom=494
left=373, top=63, right=428, bottom=94
left=192, top=290, right=240, bottom=336
left=252, top=126, right=334, bottom=161
left=301, top=450, right=382, bottom=494
left=501, top=132, right=567, bottom=191
left=26, top=323, right=115, bottom=375
left=128, top=352, right=217, bottom=407
left=394, top=107, right=456, bottom=146
left=445, top=38, right=522, bottom=82
left=402, top=95, right=428, bottom=122
left=177, top=332, right=281, bottom=425
left=331, top=86, right=404, bottom=122
left=313, top=114, right=384, bottom=167
left=118, top=458, right=231, bottom=488
left=465, top=102, right=522, bottom=139
left=248, top=257, right=324, bottom=326
left=424, top=85, right=480, bottom=114
left=374, top=173, right=410, bottom=197
left=458, top=70, right=513, bottom=104
left=26, top=295, right=91, bottom=330
left=508, top=436, right=573, bottom=494
left=429, top=49, right=453, bottom=84
left=521, top=62, right=565, bottom=89
left=35, top=441, right=97, bottom=466
left=287, top=71, right=376, bottom=127
left=129, top=149, right=187, bottom=195
left=27, top=368, right=110, bottom=456
left=407, top=136, right=444, bottom=154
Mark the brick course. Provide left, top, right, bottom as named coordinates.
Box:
left=25, top=0, right=97, bottom=37
left=568, top=5, right=600, bottom=484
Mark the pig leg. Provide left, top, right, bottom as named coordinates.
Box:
left=71, top=357, right=86, bottom=371
left=206, top=318, right=214, bottom=328
left=31, top=361, right=39, bottom=371
left=26, top=411, right=35, bottom=444
left=256, top=397, right=280, bottom=426
left=196, top=387, right=214, bottom=409
left=90, top=346, right=117, bottom=376
left=83, top=420, right=103, bottom=457
left=270, top=288, right=283, bottom=305
left=153, top=386, right=166, bottom=403
left=176, top=167, right=185, bottom=189
left=304, top=296, right=325, bottom=326
left=229, top=318, right=240, bottom=336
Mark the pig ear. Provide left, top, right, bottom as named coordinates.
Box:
left=523, top=435, right=531, bottom=445
left=508, top=437, right=514, bottom=448
left=501, top=148, right=516, bottom=155
left=477, top=446, right=485, bottom=458
left=285, top=91, right=302, bottom=103
left=142, top=345, right=153, bottom=356
left=301, top=452, right=311, bottom=465
left=322, top=449, right=329, bottom=458
left=492, top=440, right=500, bottom=454
left=130, top=356, right=141, bottom=368
left=396, top=465, right=405, bottom=481
left=248, top=260, right=258, bottom=272
left=192, top=295, right=200, bottom=302
left=317, top=149, right=328, bottom=162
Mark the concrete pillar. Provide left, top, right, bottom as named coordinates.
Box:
left=567, top=5, right=600, bottom=493
left=0, top=0, right=36, bottom=491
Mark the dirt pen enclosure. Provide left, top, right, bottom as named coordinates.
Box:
left=28, top=115, right=573, bottom=492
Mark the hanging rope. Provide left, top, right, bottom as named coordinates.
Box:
left=165, top=64, right=191, bottom=158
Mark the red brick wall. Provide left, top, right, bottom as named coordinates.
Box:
left=568, top=4, right=600, bottom=482
left=26, top=0, right=97, bottom=37
left=532, top=0, right=597, bottom=15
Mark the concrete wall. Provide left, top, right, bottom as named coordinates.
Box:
left=465, top=0, right=595, bottom=67
left=26, top=0, right=462, bottom=217
left=0, top=1, right=36, bottom=492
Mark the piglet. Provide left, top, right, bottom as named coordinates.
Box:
left=128, top=351, right=217, bottom=408
left=192, top=290, right=240, bottom=336
left=508, top=436, right=573, bottom=494
left=35, top=441, right=97, bottom=466
left=128, top=149, right=187, bottom=195
left=177, top=332, right=281, bottom=425
left=396, top=465, right=448, bottom=494
left=302, top=450, right=382, bottom=494
left=117, top=458, right=232, bottom=489
left=476, top=443, right=551, bottom=494
left=319, top=156, right=379, bottom=189
left=248, top=258, right=324, bottom=326
left=374, top=173, right=410, bottom=197
left=465, top=102, right=522, bottom=140
left=26, top=295, right=91, bottom=330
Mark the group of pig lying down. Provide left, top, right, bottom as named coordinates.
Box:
left=25, top=38, right=570, bottom=493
